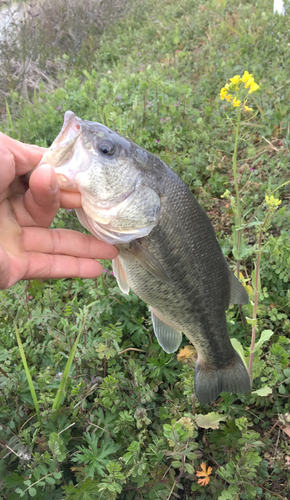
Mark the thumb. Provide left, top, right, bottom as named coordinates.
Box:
left=24, top=164, right=60, bottom=227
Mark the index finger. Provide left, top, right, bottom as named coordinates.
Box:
left=0, top=132, right=45, bottom=176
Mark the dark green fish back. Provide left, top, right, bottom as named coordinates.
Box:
left=118, top=162, right=250, bottom=404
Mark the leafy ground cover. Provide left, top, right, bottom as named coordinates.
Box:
left=0, top=0, right=290, bottom=498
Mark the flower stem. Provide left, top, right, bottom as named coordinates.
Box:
left=233, top=106, right=242, bottom=275
left=248, top=213, right=269, bottom=382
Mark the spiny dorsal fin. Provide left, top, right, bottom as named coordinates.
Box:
left=150, top=307, right=182, bottom=353
left=129, top=240, right=175, bottom=287
left=229, top=270, right=249, bottom=305
left=112, top=257, right=130, bottom=295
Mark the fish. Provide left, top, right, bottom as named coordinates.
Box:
left=40, top=110, right=251, bottom=405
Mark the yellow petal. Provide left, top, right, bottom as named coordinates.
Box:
left=242, top=70, right=252, bottom=83
left=244, top=105, right=253, bottom=111
left=232, top=97, right=241, bottom=107
left=244, top=76, right=254, bottom=89
left=248, top=82, right=259, bottom=94
left=230, top=75, right=241, bottom=85
left=225, top=94, right=233, bottom=102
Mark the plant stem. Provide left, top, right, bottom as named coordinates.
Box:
left=248, top=212, right=269, bottom=382
left=232, top=106, right=242, bottom=276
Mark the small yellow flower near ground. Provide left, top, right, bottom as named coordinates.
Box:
left=265, top=194, right=282, bottom=208
left=244, top=105, right=253, bottom=112
left=230, top=75, right=241, bottom=85
left=196, top=462, right=212, bottom=486
left=225, top=94, right=233, bottom=102
left=242, top=70, right=252, bottom=83
left=177, top=345, right=196, bottom=362
left=249, top=82, right=260, bottom=94
left=232, top=97, right=241, bottom=107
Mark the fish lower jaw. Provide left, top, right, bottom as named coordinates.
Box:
left=55, top=173, right=79, bottom=191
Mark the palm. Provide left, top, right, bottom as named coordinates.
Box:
left=0, top=134, right=117, bottom=289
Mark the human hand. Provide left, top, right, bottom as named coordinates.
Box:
left=0, top=133, right=118, bottom=289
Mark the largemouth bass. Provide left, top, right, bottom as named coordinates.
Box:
left=41, top=110, right=251, bottom=404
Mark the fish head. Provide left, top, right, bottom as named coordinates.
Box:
left=42, top=111, right=162, bottom=243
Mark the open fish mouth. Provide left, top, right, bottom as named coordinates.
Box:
left=39, top=111, right=84, bottom=191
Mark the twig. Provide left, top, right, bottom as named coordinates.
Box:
left=118, top=348, right=146, bottom=355
left=261, top=420, right=279, bottom=441
left=262, top=136, right=279, bottom=151
left=260, top=485, right=287, bottom=500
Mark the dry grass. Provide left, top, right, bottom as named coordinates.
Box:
left=0, top=0, right=130, bottom=105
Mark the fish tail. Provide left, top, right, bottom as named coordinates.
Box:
left=194, top=352, right=251, bottom=405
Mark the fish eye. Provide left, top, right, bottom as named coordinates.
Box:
left=98, top=140, right=115, bottom=156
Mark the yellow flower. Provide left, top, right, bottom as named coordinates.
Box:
left=249, top=82, right=260, bottom=94
left=196, top=462, right=212, bottom=486
left=220, top=88, right=227, bottom=100
left=232, top=97, right=241, bottom=107
left=225, top=94, right=233, bottom=102
left=265, top=194, right=281, bottom=208
left=177, top=345, right=196, bottom=362
left=242, top=70, right=252, bottom=83
left=244, top=76, right=254, bottom=89
left=230, top=75, right=241, bottom=85
left=244, top=105, right=253, bottom=112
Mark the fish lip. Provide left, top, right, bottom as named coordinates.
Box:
left=54, top=111, right=82, bottom=146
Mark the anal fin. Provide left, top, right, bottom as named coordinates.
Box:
left=112, top=256, right=130, bottom=295
left=150, top=307, right=182, bottom=353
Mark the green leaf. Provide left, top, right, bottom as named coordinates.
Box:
left=185, top=463, right=194, bottom=474
left=28, top=487, right=37, bottom=497
left=253, top=330, right=274, bottom=353
left=252, top=386, right=272, bottom=397
left=231, top=338, right=248, bottom=368
left=14, top=323, right=42, bottom=428
left=195, top=412, right=227, bottom=429
left=52, top=319, right=85, bottom=415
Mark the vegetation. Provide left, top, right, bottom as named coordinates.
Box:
left=0, top=0, right=290, bottom=498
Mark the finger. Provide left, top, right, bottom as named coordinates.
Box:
left=0, top=132, right=45, bottom=175
left=23, top=253, right=104, bottom=281
left=24, top=165, right=60, bottom=226
left=22, top=227, right=118, bottom=260
left=0, top=143, right=16, bottom=195
left=0, top=243, right=11, bottom=289
left=60, top=190, right=82, bottom=209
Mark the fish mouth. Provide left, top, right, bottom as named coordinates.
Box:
left=39, top=111, right=84, bottom=191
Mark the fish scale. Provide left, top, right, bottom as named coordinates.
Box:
left=41, top=110, right=251, bottom=405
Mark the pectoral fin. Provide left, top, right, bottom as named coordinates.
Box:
left=150, top=307, right=182, bottom=353
left=130, top=241, right=175, bottom=287
left=112, top=257, right=130, bottom=295
left=229, top=270, right=249, bottom=305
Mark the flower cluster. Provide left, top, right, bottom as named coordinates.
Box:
left=220, top=70, right=259, bottom=110
left=265, top=194, right=282, bottom=209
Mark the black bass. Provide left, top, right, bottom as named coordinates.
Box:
left=41, top=111, right=251, bottom=404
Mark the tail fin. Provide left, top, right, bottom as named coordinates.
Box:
left=194, top=352, right=251, bottom=405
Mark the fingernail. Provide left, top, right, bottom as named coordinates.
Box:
left=50, top=167, right=59, bottom=194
